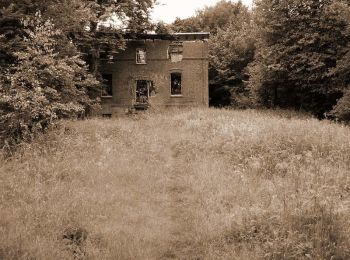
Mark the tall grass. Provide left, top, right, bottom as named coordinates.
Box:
left=1, top=108, right=350, bottom=259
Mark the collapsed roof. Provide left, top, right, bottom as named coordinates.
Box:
left=123, top=32, right=210, bottom=41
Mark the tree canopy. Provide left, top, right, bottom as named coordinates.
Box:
left=0, top=0, right=155, bottom=150
left=249, top=0, right=350, bottom=117
left=171, top=0, right=350, bottom=117
left=171, top=0, right=248, bottom=34
left=171, top=0, right=255, bottom=107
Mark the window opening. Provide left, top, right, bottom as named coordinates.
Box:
left=171, top=73, right=182, bottom=96
left=136, top=48, right=147, bottom=64
left=136, top=80, right=154, bottom=104
left=101, top=74, right=113, bottom=96
left=168, top=42, right=183, bottom=62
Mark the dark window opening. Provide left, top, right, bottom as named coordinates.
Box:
left=171, top=73, right=182, bottom=96
left=102, top=114, right=112, bottom=118
left=136, top=80, right=154, bottom=104
left=136, top=48, right=146, bottom=64
left=101, top=74, right=113, bottom=96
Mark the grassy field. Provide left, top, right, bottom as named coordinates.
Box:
left=1, top=108, right=350, bottom=259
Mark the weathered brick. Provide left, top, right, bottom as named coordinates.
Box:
left=100, top=34, right=209, bottom=115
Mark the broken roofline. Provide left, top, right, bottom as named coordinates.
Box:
left=95, top=31, right=210, bottom=41
left=124, top=32, right=210, bottom=41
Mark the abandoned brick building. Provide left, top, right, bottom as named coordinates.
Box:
left=99, top=33, right=209, bottom=116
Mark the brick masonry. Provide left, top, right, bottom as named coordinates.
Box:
left=99, top=36, right=209, bottom=115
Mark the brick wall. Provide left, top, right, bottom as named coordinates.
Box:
left=100, top=38, right=209, bottom=115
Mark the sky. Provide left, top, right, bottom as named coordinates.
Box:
left=151, top=0, right=254, bottom=24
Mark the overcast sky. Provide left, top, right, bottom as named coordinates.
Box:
left=151, top=0, right=254, bottom=24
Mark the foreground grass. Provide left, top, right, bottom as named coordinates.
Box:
left=1, top=108, right=350, bottom=259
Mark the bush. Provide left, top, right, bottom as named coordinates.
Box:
left=330, top=88, right=350, bottom=122
left=0, top=13, right=100, bottom=151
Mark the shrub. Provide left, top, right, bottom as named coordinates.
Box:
left=0, top=13, right=100, bottom=151
left=330, top=88, right=350, bottom=122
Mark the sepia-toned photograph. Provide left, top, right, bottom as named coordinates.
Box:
left=1, top=0, right=350, bottom=259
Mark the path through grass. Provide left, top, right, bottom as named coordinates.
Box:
left=1, top=108, right=350, bottom=259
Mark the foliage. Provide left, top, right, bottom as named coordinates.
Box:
left=154, top=21, right=172, bottom=34
left=171, top=1, right=256, bottom=107
left=0, top=0, right=155, bottom=74
left=0, top=0, right=156, bottom=82
left=171, top=16, right=202, bottom=33
left=65, top=0, right=155, bottom=74
left=328, top=2, right=350, bottom=122
left=249, top=0, right=350, bottom=118
left=0, top=13, right=99, bottom=150
left=171, top=0, right=247, bottom=34
left=209, top=8, right=255, bottom=107
left=330, top=88, right=350, bottom=121
left=0, top=0, right=156, bottom=149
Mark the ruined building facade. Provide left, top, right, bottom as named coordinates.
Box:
left=99, top=33, right=209, bottom=116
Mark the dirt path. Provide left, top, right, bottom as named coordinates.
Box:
left=159, top=146, right=203, bottom=260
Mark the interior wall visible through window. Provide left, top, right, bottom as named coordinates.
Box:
left=136, top=48, right=147, bottom=64
left=101, top=74, right=113, bottom=96
left=168, top=42, right=183, bottom=63
left=171, top=72, right=182, bottom=96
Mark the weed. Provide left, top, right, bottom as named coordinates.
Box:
left=1, top=108, right=349, bottom=259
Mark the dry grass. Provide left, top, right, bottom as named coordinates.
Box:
left=1, top=108, right=350, bottom=259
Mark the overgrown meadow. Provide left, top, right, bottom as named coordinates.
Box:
left=1, top=108, right=350, bottom=259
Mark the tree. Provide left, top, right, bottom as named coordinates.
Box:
left=171, top=17, right=202, bottom=33
left=170, top=1, right=256, bottom=107
left=0, top=0, right=156, bottom=149
left=171, top=0, right=247, bottom=35
left=0, top=13, right=100, bottom=150
left=328, top=1, right=350, bottom=121
left=65, top=0, right=155, bottom=75
left=249, top=0, right=350, bottom=117
left=0, top=0, right=155, bottom=74
left=209, top=7, right=255, bottom=107
left=154, top=21, right=172, bottom=34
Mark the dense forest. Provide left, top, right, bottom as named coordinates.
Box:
left=1, top=0, right=350, bottom=149
left=168, top=0, right=350, bottom=120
